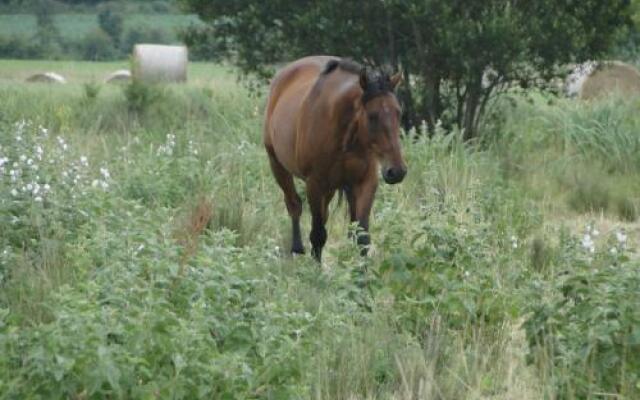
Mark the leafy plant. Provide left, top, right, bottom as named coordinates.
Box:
left=524, top=230, right=640, bottom=398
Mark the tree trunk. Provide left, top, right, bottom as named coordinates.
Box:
left=422, top=70, right=441, bottom=135
left=462, top=76, right=482, bottom=141
left=399, top=66, right=417, bottom=131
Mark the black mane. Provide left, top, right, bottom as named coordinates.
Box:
left=322, top=58, right=394, bottom=104
left=322, top=58, right=362, bottom=75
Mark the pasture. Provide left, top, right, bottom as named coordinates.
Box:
left=0, top=59, right=639, bottom=399
left=0, top=13, right=200, bottom=41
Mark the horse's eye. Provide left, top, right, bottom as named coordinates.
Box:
left=368, top=113, right=378, bottom=124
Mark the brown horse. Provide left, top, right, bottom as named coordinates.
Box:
left=264, top=56, right=407, bottom=262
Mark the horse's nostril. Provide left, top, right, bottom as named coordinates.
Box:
left=384, top=167, right=406, bottom=184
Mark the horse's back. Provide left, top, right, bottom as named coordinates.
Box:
left=264, top=56, right=338, bottom=177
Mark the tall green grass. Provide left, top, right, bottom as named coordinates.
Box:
left=0, top=64, right=638, bottom=399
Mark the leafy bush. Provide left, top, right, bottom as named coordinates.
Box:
left=121, top=25, right=172, bottom=54
left=123, top=80, right=163, bottom=115
left=79, top=28, right=118, bottom=61
left=524, top=229, right=640, bottom=398
left=0, top=35, right=44, bottom=59
left=97, top=6, right=124, bottom=46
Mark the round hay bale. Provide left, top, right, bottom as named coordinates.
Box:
left=564, top=62, right=597, bottom=97
left=132, top=44, right=188, bottom=83
left=26, top=72, right=67, bottom=84
left=578, top=61, right=640, bottom=100
left=104, top=69, right=131, bottom=84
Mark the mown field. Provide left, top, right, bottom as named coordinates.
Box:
left=0, top=13, right=200, bottom=41
left=0, top=60, right=639, bottom=399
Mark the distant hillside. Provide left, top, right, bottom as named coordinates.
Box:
left=0, top=13, right=201, bottom=41
left=0, top=0, right=180, bottom=14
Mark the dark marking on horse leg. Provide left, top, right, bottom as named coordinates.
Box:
left=306, top=183, right=332, bottom=263
left=350, top=176, right=377, bottom=257
left=266, top=146, right=305, bottom=255
left=291, top=217, right=304, bottom=254
left=310, top=214, right=327, bottom=262
left=355, top=219, right=370, bottom=256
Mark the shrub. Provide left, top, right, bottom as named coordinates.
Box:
left=123, top=80, right=162, bottom=115
left=0, top=35, right=43, bottom=59
left=121, top=25, right=172, bottom=55
left=82, top=82, right=101, bottom=103
left=80, top=29, right=118, bottom=61
left=524, top=229, right=640, bottom=398
left=97, top=6, right=124, bottom=47
left=378, top=203, right=525, bottom=334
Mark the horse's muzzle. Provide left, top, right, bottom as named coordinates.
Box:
left=383, top=167, right=407, bottom=184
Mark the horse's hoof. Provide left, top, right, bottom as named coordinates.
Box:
left=291, top=247, right=305, bottom=255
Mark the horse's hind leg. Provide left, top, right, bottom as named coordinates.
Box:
left=307, top=181, right=334, bottom=262
left=266, top=147, right=304, bottom=254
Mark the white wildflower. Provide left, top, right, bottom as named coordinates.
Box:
left=610, top=247, right=618, bottom=255
left=615, top=230, right=627, bottom=245
left=134, top=244, right=145, bottom=256
left=510, top=235, right=518, bottom=249
left=10, top=189, right=18, bottom=197
left=34, top=196, right=42, bottom=202
left=19, top=155, right=26, bottom=162
left=581, top=233, right=595, bottom=254
left=57, top=136, right=68, bottom=151
left=80, top=156, right=88, bottom=166
left=100, top=167, right=110, bottom=179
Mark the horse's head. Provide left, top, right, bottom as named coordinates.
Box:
left=356, top=68, right=407, bottom=184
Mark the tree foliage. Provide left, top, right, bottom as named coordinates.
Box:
left=181, top=0, right=632, bottom=138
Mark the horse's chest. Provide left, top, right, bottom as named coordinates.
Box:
left=328, top=154, right=370, bottom=185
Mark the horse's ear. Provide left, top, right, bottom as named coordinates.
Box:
left=390, top=72, right=403, bottom=90
left=359, top=68, right=368, bottom=90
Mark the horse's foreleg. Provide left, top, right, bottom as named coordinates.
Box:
left=349, top=178, right=378, bottom=256
left=307, top=182, right=333, bottom=262
left=266, top=147, right=304, bottom=254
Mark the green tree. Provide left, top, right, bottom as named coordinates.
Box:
left=34, top=0, right=62, bottom=58
left=180, top=0, right=632, bottom=139
left=98, top=6, right=124, bottom=48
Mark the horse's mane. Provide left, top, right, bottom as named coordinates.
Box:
left=322, top=58, right=362, bottom=76
left=321, top=58, right=395, bottom=104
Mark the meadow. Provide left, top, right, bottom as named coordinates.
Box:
left=0, top=60, right=639, bottom=399
left=0, top=13, right=200, bottom=42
